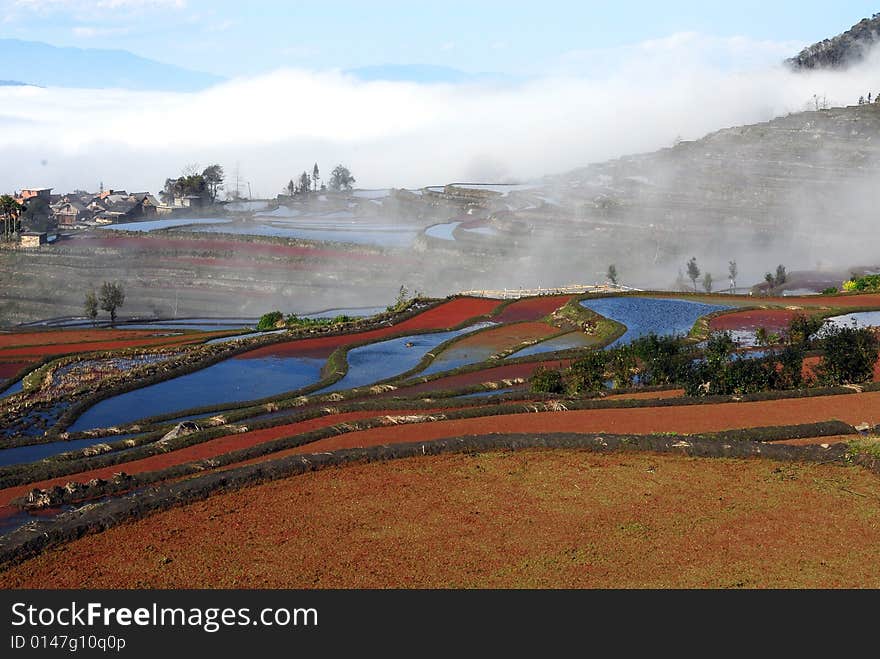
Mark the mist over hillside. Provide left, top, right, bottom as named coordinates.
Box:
left=489, top=103, right=880, bottom=292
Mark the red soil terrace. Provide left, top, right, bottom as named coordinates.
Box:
left=492, top=295, right=573, bottom=323
left=8, top=451, right=879, bottom=588
left=241, top=297, right=502, bottom=360
left=0, top=329, right=172, bottom=350
left=293, top=390, right=880, bottom=454
left=0, top=362, right=30, bottom=378
left=709, top=309, right=802, bottom=332
left=0, top=334, right=214, bottom=359
left=0, top=410, right=423, bottom=509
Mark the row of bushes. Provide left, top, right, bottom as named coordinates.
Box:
left=843, top=274, right=880, bottom=293
left=532, top=314, right=879, bottom=397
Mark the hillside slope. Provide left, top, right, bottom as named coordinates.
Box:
left=787, top=14, right=880, bottom=69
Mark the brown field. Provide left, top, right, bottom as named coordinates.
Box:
left=4, top=449, right=880, bottom=588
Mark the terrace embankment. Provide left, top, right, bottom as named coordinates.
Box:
left=293, top=390, right=880, bottom=453
left=3, top=449, right=880, bottom=588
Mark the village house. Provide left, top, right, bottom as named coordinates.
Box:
left=15, top=187, right=53, bottom=204
left=52, top=200, right=92, bottom=227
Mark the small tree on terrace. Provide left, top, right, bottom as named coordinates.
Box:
left=728, top=260, right=738, bottom=292
left=283, top=179, right=297, bottom=198
left=84, top=290, right=99, bottom=326
left=817, top=325, right=880, bottom=386
left=312, top=163, right=320, bottom=192
left=686, top=257, right=701, bottom=292
left=702, top=272, right=713, bottom=293
left=328, top=165, right=355, bottom=191
left=99, top=281, right=125, bottom=325
left=606, top=264, right=619, bottom=285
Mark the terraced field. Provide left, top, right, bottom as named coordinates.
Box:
left=1, top=290, right=880, bottom=587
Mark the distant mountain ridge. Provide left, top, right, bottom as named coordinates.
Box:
left=787, top=13, right=880, bottom=69
left=0, top=80, right=30, bottom=87
left=0, top=39, right=224, bottom=92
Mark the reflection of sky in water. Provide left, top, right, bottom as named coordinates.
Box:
left=316, top=323, right=494, bottom=394
left=68, top=356, right=325, bottom=432
left=507, top=332, right=594, bottom=359
left=424, top=222, right=461, bottom=241
left=186, top=223, right=418, bottom=247
left=580, top=297, right=733, bottom=348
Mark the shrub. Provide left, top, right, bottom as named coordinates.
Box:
left=786, top=314, right=825, bottom=349
left=530, top=366, right=564, bottom=394
left=566, top=352, right=607, bottom=395
left=257, top=311, right=284, bottom=330
left=607, top=346, right=636, bottom=388
left=843, top=275, right=880, bottom=293
left=772, top=345, right=806, bottom=390
left=821, top=287, right=838, bottom=295
left=631, top=333, right=688, bottom=385
left=817, top=325, right=880, bottom=385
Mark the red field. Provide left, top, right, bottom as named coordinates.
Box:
left=293, top=390, right=880, bottom=454
left=241, top=297, right=502, bottom=360
left=0, top=334, right=214, bottom=359
left=709, top=309, right=802, bottom=332
left=0, top=362, right=30, bottom=378
left=492, top=296, right=573, bottom=323
left=4, top=291, right=880, bottom=588
left=0, top=329, right=172, bottom=349
left=0, top=410, right=423, bottom=509
left=5, top=450, right=880, bottom=588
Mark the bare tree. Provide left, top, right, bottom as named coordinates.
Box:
left=83, top=290, right=98, bottom=326
left=702, top=272, right=713, bottom=293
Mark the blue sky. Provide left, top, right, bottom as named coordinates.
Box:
left=1, top=1, right=878, bottom=77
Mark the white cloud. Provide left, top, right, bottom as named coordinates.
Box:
left=71, top=24, right=130, bottom=37
left=1, top=32, right=878, bottom=196
left=559, top=32, right=806, bottom=76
